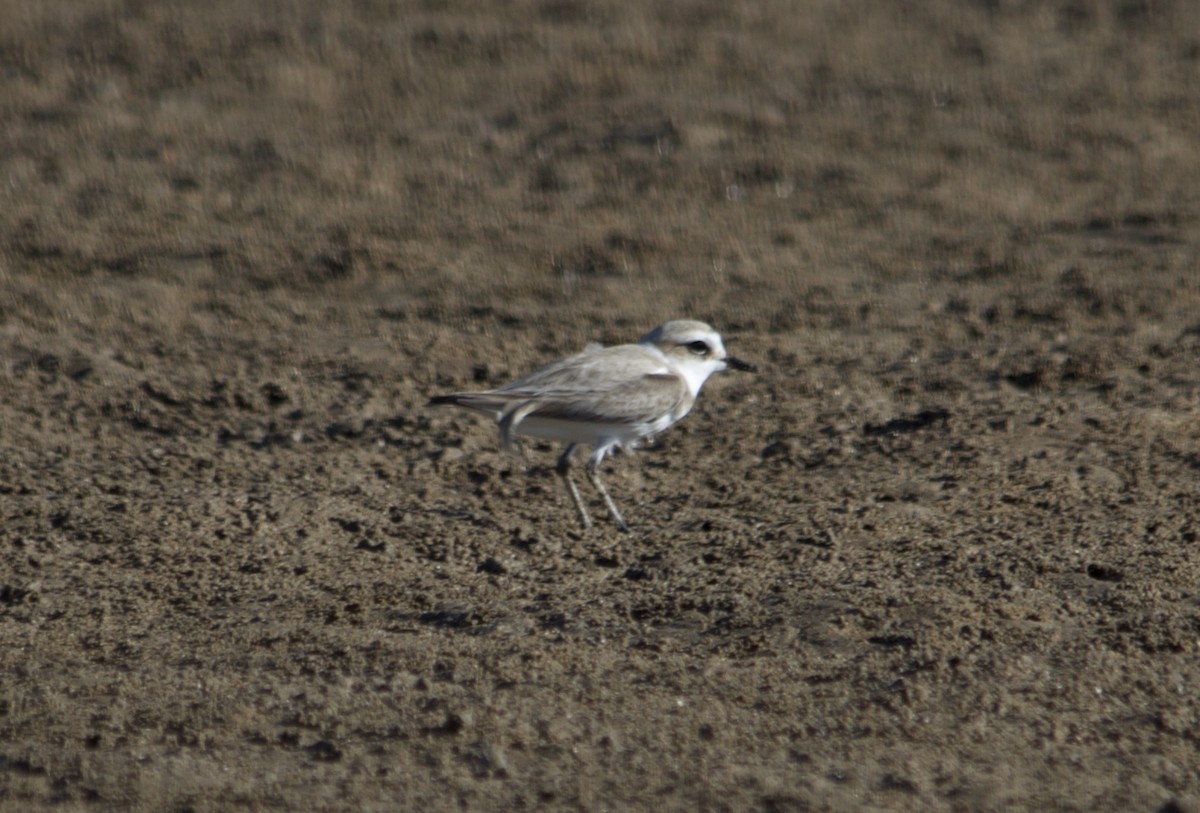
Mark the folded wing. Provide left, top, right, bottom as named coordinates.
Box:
left=431, top=345, right=691, bottom=428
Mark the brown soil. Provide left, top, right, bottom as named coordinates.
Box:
left=2, top=1, right=1199, bottom=810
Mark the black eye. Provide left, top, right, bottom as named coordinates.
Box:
left=686, top=340, right=709, bottom=355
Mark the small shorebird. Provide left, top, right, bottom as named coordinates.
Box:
left=427, top=320, right=756, bottom=531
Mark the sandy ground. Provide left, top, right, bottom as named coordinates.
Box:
left=2, top=1, right=1200, bottom=810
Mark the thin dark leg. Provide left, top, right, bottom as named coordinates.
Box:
left=585, top=458, right=629, bottom=532
left=556, top=443, right=592, bottom=529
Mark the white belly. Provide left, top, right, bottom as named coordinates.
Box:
left=512, top=413, right=676, bottom=448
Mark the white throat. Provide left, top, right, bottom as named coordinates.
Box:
left=675, top=357, right=724, bottom=397
left=642, top=343, right=724, bottom=397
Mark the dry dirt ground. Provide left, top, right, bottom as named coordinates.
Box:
left=2, top=1, right=1200, bottom=811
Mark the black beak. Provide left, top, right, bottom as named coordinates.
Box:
left=726, top=356, right=757, bottom=373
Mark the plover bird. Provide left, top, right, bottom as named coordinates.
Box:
left=428, top=320, right=756, bottom=531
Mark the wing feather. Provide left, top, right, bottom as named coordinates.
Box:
left=430, top=344, right=690, bottom=426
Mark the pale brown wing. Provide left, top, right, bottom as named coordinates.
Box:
left=523, top=373, right=688, bottom=425
left=494, top=345, right=689, bottom=425
left=429, top=345, right=690, bottom=426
